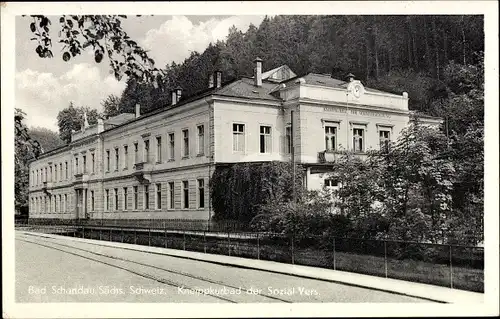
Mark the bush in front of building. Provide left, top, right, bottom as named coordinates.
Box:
left=210, top=162, right=304, bottom=224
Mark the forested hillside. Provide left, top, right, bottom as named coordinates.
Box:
left=115, top=15, right=483, bottom=115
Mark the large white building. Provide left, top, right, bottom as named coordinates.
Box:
left=28, top=58, right=441, bottom=221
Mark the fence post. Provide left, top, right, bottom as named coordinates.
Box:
left=134, top=229, right=137, bottom=245
left=121, top=227, right=124, bottom=243
left=183, top=230, right=186, bottom=251
left=257, top=233, right=260, bottom=260
left=384, top=240, right=388, bottom=278
left=228, top=232, right=231, bottom=256
left=83, top=226, right=85, bottom=239
left=291, top=234, right=295, bottom=265
left=164, top=227, right=167, bottom=248
left=449, top=245, right=453, bottom=289
left=204, top=231, right=207, bottom=254
left=333, top=237, right=336, bottom=271
left=109, top=228, right=112, bottom=242
left=99, top=228, right=102, bottom=240
left=148, top=228, right=151, bottom=246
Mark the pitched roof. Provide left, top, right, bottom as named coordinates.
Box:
left=215, top=77, right=281, bottom=101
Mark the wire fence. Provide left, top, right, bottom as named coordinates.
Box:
left=16, top=221, right=484, bottom=293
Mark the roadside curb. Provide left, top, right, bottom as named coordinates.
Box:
left=18, top=231, right=484, bottom=304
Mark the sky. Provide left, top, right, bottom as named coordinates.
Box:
left=15, top=15, right=265, bottom=131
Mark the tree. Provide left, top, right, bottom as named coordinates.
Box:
left=57, top=102, right=100, bottom=144
left=428, top=56, right=484, bottom=244
left=28, top=127, right=65, bottom=152
left=101, top=94, right=122, bottom=119
left=15, top=109, right=41, bottom=216
left=24, top=15, right=164, bottom=85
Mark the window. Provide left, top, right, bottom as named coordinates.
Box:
left=82, top=155, right=87, bottom=173
left=168, top=182, right=175, bottom=209
left=75, top=157, right=79, bottom=175
left=182, top=181, right=189, bottom=209
left=144, top=139, right=150, bottom=163
left=44, top=167, right=47, bottom=182
left=285, top=126, right=292, bottom=154
left=353, top=128, right=364, bottom=152
left=133, top=186, right=138, bottom=209
left=123, top=145, right=128, bottom=169
left=114, top=188, right=119, bottom=211
left=134, top=142, right=139, bottom=163
left=233, top=123, right=245, bottom=152
left=168, top=133, right=175, bottom=160
left=49, top=166, right=53, bottom=182
left=156, top=136, right=162, bottom=162
left=182, top=129, right=189, bottom=157
left=55, top=195, right=58, bottom=213
left=90, top=191, right=94, bottom=211
left=259, top=126, right=272, bottom=153
left=115, top=148, right=119, bottom=170
left=59, top=164, right=62, bottom=181
left=156, top=183, right=162, bottom=209
left=91, top=153, right=95, bottom=173
left=324, top=179, right=339, bottom=188
left=55, top=165, right=58, bottom=181
left=106, top=150, right=110, bottom=171
left=325, top=126, right=337, bottom=151
left=197, top=125, right=205, bottom=155
left=379, top=130, right=391, bottom=152
left=198, top=179, right=205, bottom=208
left=123, top=187, right=128, bottom=210
left=105, top=189, right=110, bottom=211
left=144, top=185, right=149, bottom=210
left=65, top=162, right=68, bottom=180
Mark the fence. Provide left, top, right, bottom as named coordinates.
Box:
left=16, top=221, right=484, bottom=293
left=23, top=218, right=251, bottom=232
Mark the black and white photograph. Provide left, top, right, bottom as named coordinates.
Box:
left=2, top=1, right=499, bottom=318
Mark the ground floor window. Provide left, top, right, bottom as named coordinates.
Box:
left=183, top=181, right=189, bottom=209
left=197, top=179, right=205, bottom=208
left=169, top=182, right=175, bottom=209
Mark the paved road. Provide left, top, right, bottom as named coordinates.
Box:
left=15, top=232, right=431, bottom=303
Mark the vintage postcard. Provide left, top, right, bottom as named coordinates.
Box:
left=2, top=1, right=498, bottom=318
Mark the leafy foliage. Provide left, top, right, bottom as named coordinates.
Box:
left=101, top=94, right=122, bottom=119
left=15, top=109, right=42, bottom=214
left=56, top=102, right=100, bottom=144
left=25, top=15, right=164, bottom=85
left=210, top=162, right=303, bottom=223
left=111, top=15, right=483, bottom=117
left=28, top=127, right=65, bottom=153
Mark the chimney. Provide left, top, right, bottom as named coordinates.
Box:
left=171, top=90, right=177, bottom=106
left=346, top=73, right=355, bottom=82
left=208, top=73, right=214, bottom=88
left=215, top=71, right=222, bottom=88
left=254, top=57, right=262, bottom=87
left=135, top=104, right=141, bottom=118
left=175, top=86, right=182, bottom=103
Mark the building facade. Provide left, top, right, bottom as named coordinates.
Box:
left=28, top=58, right=441, bottom=221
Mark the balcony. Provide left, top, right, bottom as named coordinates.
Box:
left=318, top=150, right=339, bottom=163
left=318, top=150, right=369, bottom=163
left=132, top=162, right=151, bottom=184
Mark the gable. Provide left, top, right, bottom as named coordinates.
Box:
left=261, top=65, right=296, bottom=82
